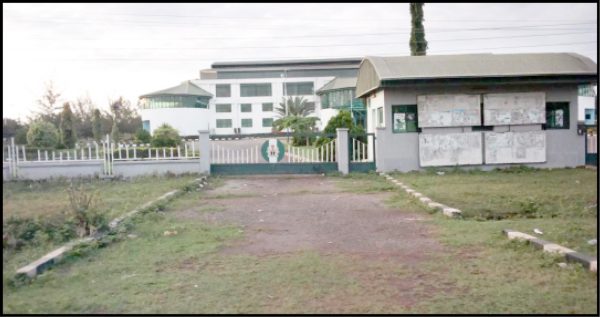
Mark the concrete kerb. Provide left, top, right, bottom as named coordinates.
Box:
left=15, top=175, right=209, bottom=280
left=502, top=229, right=597, bottom=273
left=380, top=172, right=462, bottom=218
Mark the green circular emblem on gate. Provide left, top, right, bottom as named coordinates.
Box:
left=261, top=139, right=285, bottom=163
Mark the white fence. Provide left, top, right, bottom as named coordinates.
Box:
left=287, top=139, right=336, bottom=163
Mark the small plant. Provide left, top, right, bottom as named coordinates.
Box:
left=66, top=183, right=108, bottom=238
left=151, top=124, right=181, bottom=147
left=135, top=128, right=152, bottom=144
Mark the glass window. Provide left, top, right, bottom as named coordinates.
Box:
left=545, top=102, right=569, bottom=129
left=262, top=103, right=273, bottom=112
left=320, top=94, right=330, bottom=109
left=216, top=119, right=232, bottom=128
left=377, top=107, right=384, bottom=128
left=285, top=82, right=314, bottom=95
left=262, top=118, right=273, bottom=127
left=142, top=120, right=150, bottom=132
left=240, top=104, right=252, bottom=113
left=240, top=83, right=272, bottom=97
left=391, top=105, right=418, bottom=133
left=216, top=104, right=232, bottom=113
left=216, top=84, right=231, bottom=97
left=241, top=118, right=253, bottom=128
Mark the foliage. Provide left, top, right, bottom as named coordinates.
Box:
left=273, top=116, right=319, bottom=146
left=30, top=81, right=61, bottom=127
left=92, top=109, right=102, bottom=141
left=26, top=121, right=59, bottom=148
left=110, top=115, right=120, bottom=142
left=72, top=96, right=95, bottom=139
left=409, top=3, right=428, bottom=56
left=151, top=124, right=181, bottom=147
left=3, top=118, right=23, bottom=138
left=135, top=128, right=152, bottom=144
left=2, top=215, right=76, bottom=251
left=59, top=102, right=77, bottom=148
left=276, top=96, right=315, bottom=117
left=66, top=183, right=107, bottom=238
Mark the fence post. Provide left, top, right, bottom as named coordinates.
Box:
left=336, top=128, right=349, bottom=174
left=198, top=130, right=210, bottom=174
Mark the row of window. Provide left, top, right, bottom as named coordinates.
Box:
left=378, top=102, right=571, bottom=133
left=215, top=118, right=273, bottom=128
left=140, top=96, right=210, bottom=109
left=215, top=103, right=274, bottom=113
left=215, top=82, right=314, bottom=97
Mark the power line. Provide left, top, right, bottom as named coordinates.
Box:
left=35, top=41, right=597, bottom=62
left=10, top=31, right=595, bottom=50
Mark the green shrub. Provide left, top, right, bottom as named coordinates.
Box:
left=135, top=128, right=152, bottom=144
left=66, top=183, right=108, bottom=238
left=26, top=121, right=59, bottom=148
left=151, top=124, right=181, bottom=147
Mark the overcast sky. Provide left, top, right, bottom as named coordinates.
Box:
left=3, top=2, right=597, bottom=120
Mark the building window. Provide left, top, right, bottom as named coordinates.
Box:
left=545, top=102, right=569, bottom=129
left=285, top=82, right=314, bottom=95
left=240, top=104, right=252, bottom=113
left=262, top=103, right=273, bottom=112
left=391, top=105, right=418, bottom=133
left=216, top=119, right=232, bottom=128
left=262, top=118, right=273, bottom=127
left=241, top=118, right=253, bottom=128
left=142, top=120, right=150, bottom=132
left=216, top=104, right=232, bottom=113
left=140, top=96, right=209, bottom=109
left=216, top=84, right=231, bottom=97
left=240, top=83, right=272, bottom=97
left=376, top=107, right=384, bottom=128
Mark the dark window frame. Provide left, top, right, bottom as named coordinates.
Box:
left=544, top=102, right=570, bottom=130
left=391, top=105, right=419, bottom=133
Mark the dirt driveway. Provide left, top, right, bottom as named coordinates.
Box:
left=187, top=175, right=442, bottom=264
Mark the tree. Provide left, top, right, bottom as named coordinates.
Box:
left=3, top=118, right=23, bottom=138
left=135, top=128, right=152, bottom=144
left=151, top=124, right=180, bottom=147
left=110, top=115, right=120, bottom=142
left=314, top=110, right=366, bottom=149
left=276, top=96, right=315, bottom=117
left=32, top=81, right=61, bottom=127
left=59, top=103, right=77, bottom=148
left=409, top=3, right=428, bottom=56
left=72, top=95, right=95, bottom=139
left=92, top=109, right=103, bottom=141
left=273, top=116, right=319, bottom=146
left=26, top=121, right=59, bottom=148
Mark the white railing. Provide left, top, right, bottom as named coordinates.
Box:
left=351, top=138, right=371, bottom=162
left=4, top=143, right=104, bottom=163
left=287, top=139, right=336, bottom=163
left=211, top=143, right=261, bottom=164
left=112, top=139, right=200, bottom=161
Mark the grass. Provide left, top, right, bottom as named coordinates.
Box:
left=3, top=171, right=598, bottom=314
left=3, top=175, right=200, bottom=221
left=390, top=167, right=598, bottom=255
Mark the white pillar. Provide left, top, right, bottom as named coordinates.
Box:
left=198, top=130, right=210, bottom=174
left=336, top=128, right=349, bottom=175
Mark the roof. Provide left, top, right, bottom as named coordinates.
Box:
left=316, top=77, right=357, bottom=94
left=356, top=53, right=598, bottom=97
left=140, top=80, right=212, bottom=98
left=212, top=57, right=363, bottom=69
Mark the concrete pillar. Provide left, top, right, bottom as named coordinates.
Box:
left=198, top=130, right=211, bottom=175
left=375, top=127, right=386, bottom=172
left=336, top=128, right=349, bottom=174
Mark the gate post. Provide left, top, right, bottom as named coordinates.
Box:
left=336, top=128, right=349, bottom=174
left=198, top=130, right=211, bottom=175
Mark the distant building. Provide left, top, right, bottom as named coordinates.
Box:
left=578, top=84, right=597, bottom=125
left=355, top=53, right=597, bottom=171
left=140, top=58, right=364, bottom=136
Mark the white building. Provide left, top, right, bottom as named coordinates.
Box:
left=140, top=58, right=363, bottom=136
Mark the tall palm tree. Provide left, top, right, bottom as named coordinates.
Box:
left=275, top=96, right=315, bottom=118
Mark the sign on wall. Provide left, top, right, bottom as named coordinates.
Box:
left=483, top=92, right=546, bottom=125
left=417, top=94, right=481, bottom=127
left=484, top=131, right=546, bottom=164
left=419, top=132, right=483, bottom=167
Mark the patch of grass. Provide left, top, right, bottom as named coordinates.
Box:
left=331, top=172, right=396, bottom=193
left=390, top=168, right=597, bottom=255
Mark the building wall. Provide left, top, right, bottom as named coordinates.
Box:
left=141, top=108, right=210, bottom=136
left=192, top=76, right=335, bottom=134
left=371, top=84, right=584, bottom=172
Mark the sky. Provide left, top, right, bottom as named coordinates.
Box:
left=3, top=3, right=598, bottom=121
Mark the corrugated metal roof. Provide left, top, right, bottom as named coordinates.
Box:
left=368, top=53, right=596, bottom=80
left=316, top=77, right=357, bottom=94
left=356, top=53, right=598, bottom=97
left=212, top=57, right=362, bottom=68
left=140, top=80, right=212, bottom=98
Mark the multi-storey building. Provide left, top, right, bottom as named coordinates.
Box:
left=139, top=58, right=363, bottom=136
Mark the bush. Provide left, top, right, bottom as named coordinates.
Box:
left=26, top=121, right=59, bottom=148
left=135, top=128, right=152, bottom=144
left=66, top=183, right=107, bottom=238
left=151, top=124, right=181, bottom=147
